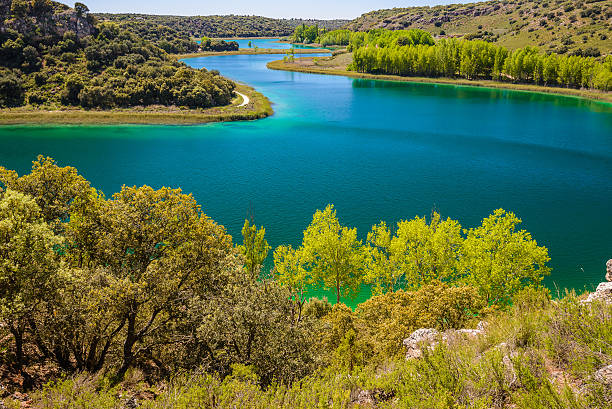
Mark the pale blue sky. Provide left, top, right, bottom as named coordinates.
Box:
left=85, top=0, right=479, bottom=20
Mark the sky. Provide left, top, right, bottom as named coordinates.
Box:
left=84, top=0, right=480, bottom=20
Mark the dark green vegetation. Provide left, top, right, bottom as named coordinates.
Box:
left=347, top=0, right=612, bottom=57
left=0, top=83, right=273, bottom=124
left=200, top=36, right=238, bottom=52
left=95, top=13, right=349, bottom=39
left=0, top=1, right=236, bottom=114
left=1, top=158, right=610, bottom=408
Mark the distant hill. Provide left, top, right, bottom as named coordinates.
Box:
left=346, top=0, right=611, bottom=56
left=94, top=14, right=350, bottom=38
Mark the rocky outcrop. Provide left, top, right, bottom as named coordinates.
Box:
left=581, top=260, right=612, bottom=304
left=1, top=0, right=96, bottom=39
left=403, top=323, right=486, bottom=360
left=349, top=388, right=394, bottom=407
left=52, top=10, right=96, bottom=38
left=584, top=282, right=612, bottom=303
left=403, top=328, right=440, bottom=359
left=594, top=364, right=612, bottom=385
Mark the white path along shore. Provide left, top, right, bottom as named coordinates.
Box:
left=235, top=91, right=250, bottom=107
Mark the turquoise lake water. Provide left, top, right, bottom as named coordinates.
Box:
left=0, top=53, right=611, bottom=304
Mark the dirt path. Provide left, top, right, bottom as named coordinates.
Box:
left=236, top=91, right=250, bottom=107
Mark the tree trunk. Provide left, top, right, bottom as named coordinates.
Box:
left=116, top=310, right=137, bottom=381
left=10, top=325, right=24, bottom=368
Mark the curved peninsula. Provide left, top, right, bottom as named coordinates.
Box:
left=0, top=1, right=273, bottom=125
left=0, top=83, right=272, bottom=125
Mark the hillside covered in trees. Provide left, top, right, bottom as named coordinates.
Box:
left=0, top=0, right=236, bottom=111
left=347, top=0, right=612, bottom=57
left=95, top=13, right=349, bottom=39
left=0, top=157, right=610, bottom=408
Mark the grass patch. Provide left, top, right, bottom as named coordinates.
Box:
left=267, top=56, right=612, bottom=105
left=0, top=84, right=273, bottom=125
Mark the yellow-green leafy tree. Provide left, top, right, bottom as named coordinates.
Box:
left=301, top=204, right=367, bottom=304
left=365, top=212, right=463, bottom=293
left=273, top=244, right=310, bottom=321
left=459, top=209, right=551, bottom=305
left=239, top=219, right=270, bottom=278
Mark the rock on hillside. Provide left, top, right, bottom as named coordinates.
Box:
left=346, top=0, right=612, bottom=56
left=0, top=0, right=96, bottom=39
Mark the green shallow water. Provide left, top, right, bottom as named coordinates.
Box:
left=1, top=53, right=611, bottom=306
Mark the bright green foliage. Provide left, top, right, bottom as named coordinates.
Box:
left=239, top=219, right=270, bottom=278
left=273, top=244, right=309, bottom=320
left=366, top=212, right=463, bottom=294
left=333, top=329, right=363, bottom=372
left=319, top=29, right=351, bottom=47
left=301, top=204, right=367, bottom=303
left=350, top=37, right=612, bottom=91
left=291, top=24, right=323, bottom=44
left=459, top=209, right=551, bottom=305
left=0, top=189, right=62, bottom=365
left=0, top=159, right=575, bottom=407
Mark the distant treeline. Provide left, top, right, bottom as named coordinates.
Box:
left=95, top=13, right=349, bottom=38
left=113, top=20, right=199, bottom=54
left=315, top=28, right=612, bottom=92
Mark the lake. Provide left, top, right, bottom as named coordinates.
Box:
left=1, top=52, right=611, bottom=305
left=199, top=37, right=321, bottom=49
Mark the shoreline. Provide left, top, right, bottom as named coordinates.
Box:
left=0, top=84, right=273, bottom=126
left=267, top=57, right=612, bottom=105
left=174, top=48, right=329, bottom=59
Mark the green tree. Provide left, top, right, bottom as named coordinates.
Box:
left=273, top=244, right=310, bottom=320
left=459, top=209, right=551, bottom=305
left=0, top=156, right=94, bottom=234
left=66, top=185, right=238, bottom=379
left=301, top=204, right=366, bottom=303
left=365, top=221, right=401, bottom=295
left=365, top=212, right=463, bottom=293
left=0, top=190, right=62, bottom=367
left=191, top=277, right=315, bottom=386
left=239, top=219, right=270, bottom=278
left=74, top=2, right=89, bottom=17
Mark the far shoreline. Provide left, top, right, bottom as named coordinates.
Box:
left=174, top=48, right=329, bottom=59
left=267, top=57, right=612, bottom=105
